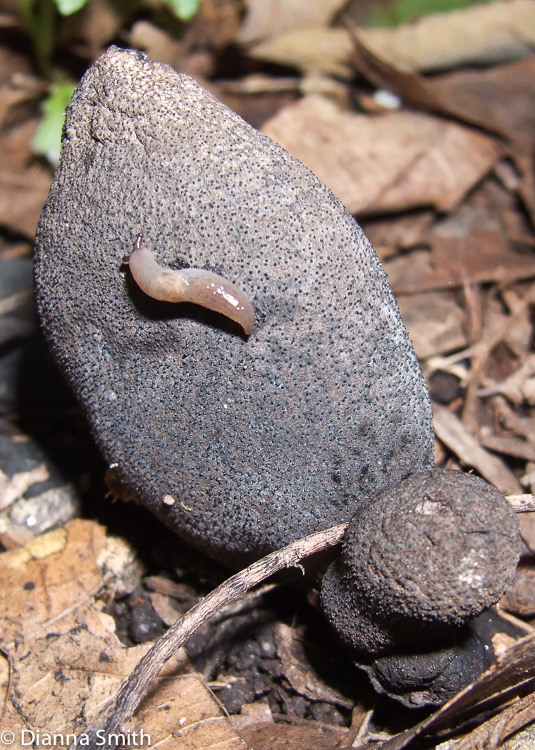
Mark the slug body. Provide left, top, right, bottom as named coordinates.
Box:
left=125, top=235, right=255, bottom=336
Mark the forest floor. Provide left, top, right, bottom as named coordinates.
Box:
left=1, top=1, right=535, bottom=748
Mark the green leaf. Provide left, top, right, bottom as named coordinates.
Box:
left=366, top=0, right=494, bottom=27
left=55, top=0, right=89, bottom=16
left=32, top=81, right=76, bottom=165
left=163, top=0, right=201, bottom=22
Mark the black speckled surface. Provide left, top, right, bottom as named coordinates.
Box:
left=34, top=47, right=433, bottom=566
left=320, top=469, right=520, bottom=655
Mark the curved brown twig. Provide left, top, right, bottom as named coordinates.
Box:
left=69, top=491, right=530, bottom=748
left=69, top=522, right=347, bottom=748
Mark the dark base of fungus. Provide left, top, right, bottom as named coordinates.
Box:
left=320, top=469, right=521, bottom=706
left=359, top=609, right=522, bottom=708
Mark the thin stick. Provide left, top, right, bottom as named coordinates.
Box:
left=69, top=523, right=347, bottom=748
left=0, top=646, right=14, bottom=730
left=463, top=283, right=535, bottom=427
left=69, top=490, right=530, bottom=748
left=507, top=494, right=535, bottom=513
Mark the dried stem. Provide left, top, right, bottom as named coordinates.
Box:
left=69, top=491, right=530, bottom=748
left=463, top=282, right=535, bottom=427
left=69, top=522, right=347, bottom=748
left=508, top=494, right=535, bottom=513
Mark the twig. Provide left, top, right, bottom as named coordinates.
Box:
left=0, top=289, right=33, bottom=317
left=0, top=646, right=14, bottom=730
left=507, top=494, right=535, bottom=513
left=68, top=488, right=530, bottom=748
left=433, top=402, right=522, bottom=494
left=463, top=282, right=535, bottom=427
left=68, top=522, right=347, bottom=749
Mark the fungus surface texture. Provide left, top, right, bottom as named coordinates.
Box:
left=34, top=47, right=434, bottom=566
left=320, top=469, right=521, bottom=656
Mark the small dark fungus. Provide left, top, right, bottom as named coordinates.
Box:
left=321, top=469, right=520, bottom=656
left=320, top=469, right=521, bottom=703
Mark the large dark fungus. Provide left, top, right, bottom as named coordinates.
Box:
left=33, top=47, right=433, bottom=567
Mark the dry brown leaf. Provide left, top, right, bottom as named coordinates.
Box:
left=432, top=403, right=522, bottom=495
left=262, top=96, right=501, bottom=216
left=3, top=622, right=142, bottom=739
left=231, top=702, right=274, bottom=733
left=348, top=23, right=535, bottom=224
left=384, top=229, right=535, bottom=295
left=358, top=0, right=535, bottom=74
left=363, top=211, right=435, bottom=259
left=0, top=520, right=106, bottom=643
left=238, top=0, right=347, bottom=45
left=0, top=520, right=249, bottom=749
left=479, top=431, right=535, bottom=463
left=431, top=56, right=535, bottom=146
left=431, top=55, right=535, bottom=225
left=126, top=667, right=250, bottom=750
left=347, top=18, right=504, bottom=137
left=245, top=2, right=535, bottom=80
left=150, top=589, right=182, bottom=626
left=397, top=291, right=467, bottom=360
left=274, top=623, right=353, bottom=709
left=248, top=27, right=354, bottom=78
left=240, top=722, right=347, bottom=750
left=3, top=634, right=249, bottom=750
left=0, top=119, right=52, bottom=238
left=144, top=573, right=197, bottom=601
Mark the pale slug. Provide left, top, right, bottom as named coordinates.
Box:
left=124, top=235, right=255, bottom=335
